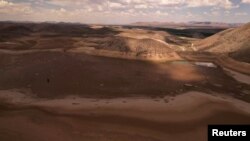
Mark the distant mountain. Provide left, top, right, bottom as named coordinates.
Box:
left=131, top=21, right=244, bottom=28
left=194, top=23, right=250, bottom=62
left=187, top=21, right=243, bottom=28
left=131, top=22, right=186, bottom=27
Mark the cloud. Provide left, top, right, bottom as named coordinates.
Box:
left=242, top=0, right=250, bottom=4
left=46, top=0, right=106, bottom=7
left=0, top=0, right=249, bottom=23
left=186, top=0, right=234, bottom=9
left=155, top=10, right=169, bottom=16
left=134, top=4, right=148, bottom=9
left=109, top=2, right=125, bottom=8
left=0, top=0, right=13, bottom=7
left=0, top=0, right=32, bottom=14
left=43, top=0, right=236, bottom=10
left=235, top=12, right=248, bottom=16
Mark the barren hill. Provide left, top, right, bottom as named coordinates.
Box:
left=0, top=22, right=175, bottom=57
left=79, top=29, right=174, bottom=55
left=194, top=23, right=250, bottom=62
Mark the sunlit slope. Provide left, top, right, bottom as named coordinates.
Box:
left=195, top=23, right=250, bottom=62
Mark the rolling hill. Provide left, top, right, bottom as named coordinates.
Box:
left=194, top=23, right=250, bottom=62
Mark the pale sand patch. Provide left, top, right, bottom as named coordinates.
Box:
left=0, top=90, right=249, bottom=122
left=0, top=90, right=250, bottom=141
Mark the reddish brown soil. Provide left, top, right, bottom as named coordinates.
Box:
left=0, top=52, right=249, bottom=100
left=0, top=22, right=249, bottom=141
left=0, top=92, right=250, bottom=141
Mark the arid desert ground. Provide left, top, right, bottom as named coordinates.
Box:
left=0, top=22, right=250, bottom=141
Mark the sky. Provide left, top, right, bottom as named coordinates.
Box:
left=0, top=0, right=250, bottom=24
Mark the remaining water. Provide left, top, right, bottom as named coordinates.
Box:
left=170, top=61, right=217, bottom=68
left=194, top=62, right=217, bottom=68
